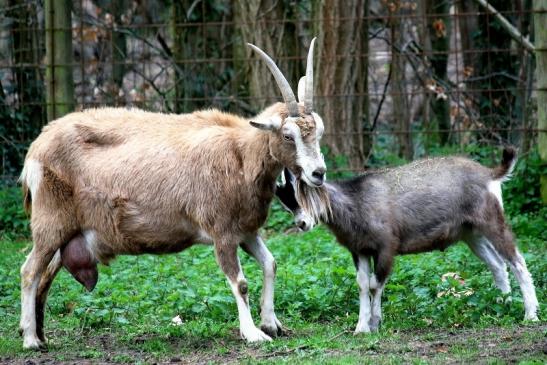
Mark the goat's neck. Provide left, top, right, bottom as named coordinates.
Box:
left=241, top=128, right=282, bottom=194
left=323, top=182, right=353, bottom=226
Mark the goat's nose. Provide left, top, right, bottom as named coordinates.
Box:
left=297, top=220, right=308, bottom=231
left=312, top=167, right=326, bottom=182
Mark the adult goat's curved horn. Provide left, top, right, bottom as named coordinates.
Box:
left=304, top=37, right=316, bottom=114
left=247, top=43, right=299, bottom=117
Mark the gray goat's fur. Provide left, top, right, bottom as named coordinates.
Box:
left=276, top=148, right=539, bottom=333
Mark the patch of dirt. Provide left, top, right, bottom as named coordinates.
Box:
left=5, top=324, right=545, bottom=364
left=365, top=324, right=547, bottom=364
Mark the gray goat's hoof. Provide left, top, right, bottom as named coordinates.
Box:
left=369, top=316, right=381, bottom=332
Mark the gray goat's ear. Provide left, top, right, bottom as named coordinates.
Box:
left=283, top=168, right=296, bottom=185
left=249, top=114, right=282, bottom=131
left=297, top=76, right=306, bottom=104
left=277, top=169, right=287, bottom=188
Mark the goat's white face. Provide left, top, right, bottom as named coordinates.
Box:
left=248, top=38, right=326, bottom=187
left=251, top=110, right=326, bottom=187
left=280, top=112, right=326, bottom=187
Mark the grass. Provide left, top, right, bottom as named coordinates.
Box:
left=0, top=206, right=545, bottom=364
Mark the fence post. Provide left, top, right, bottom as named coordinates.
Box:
left=534, top=0, right=547, bottom=203
left=45, top=0, right=75, bottom=121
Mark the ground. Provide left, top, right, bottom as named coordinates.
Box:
left=0, top=207, right=545, bottom=364
left=1, top=323, right=545, bottom=364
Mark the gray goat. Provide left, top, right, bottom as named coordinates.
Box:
left=275, top=148, right=538, bottom=333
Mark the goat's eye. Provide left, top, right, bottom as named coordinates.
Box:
left=283, top=134, right=294, bottom=142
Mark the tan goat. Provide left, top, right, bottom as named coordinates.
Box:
left=19, top=40, right=326, bottom=349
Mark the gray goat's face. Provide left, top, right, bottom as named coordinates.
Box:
left=275, top=168, right=314, bottom=232
left=248, top=38, right=326, bottom=187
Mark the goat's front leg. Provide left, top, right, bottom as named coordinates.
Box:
left=214, top=240, right=272, bottom=342
left=242, top=235, right=283, bottom=337
left=368, top=250, right=393, bottom=332
left=369, top=280, right=385, bottom=332
left=353, top=254, right=372, bottom=334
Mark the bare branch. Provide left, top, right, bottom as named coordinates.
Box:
left=473, top=0, right=535, bottom=52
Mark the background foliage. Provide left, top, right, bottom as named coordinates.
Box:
left=0, top=0, right=544, bottom=181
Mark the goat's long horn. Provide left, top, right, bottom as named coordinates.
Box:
left=304, top=37, right=316, bottom=114
left=247, top=43, right=299, bottom=117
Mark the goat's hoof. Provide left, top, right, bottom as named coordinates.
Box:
left=23, top=336, right=46, bottom=351
left=369, top=316, right=381, bottom=332
left=524, top=314, right=539, bottom=322
left=241, top=327, right=272, bottom=343
left=260, top=316, right=285, bottom=337
left=260, top=323, right=285, bottom=338
left=353, top=323, right=371, bottom=335
left=37, top=333, right=48, bottom=344
left=496, top=295, right=512, bottom=304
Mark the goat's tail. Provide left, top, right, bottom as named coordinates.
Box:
left=19, top=160, right=36, bottom=215
left=492, top=146, right=517, bottom=181
left=22, top=182, right=32, bottom=215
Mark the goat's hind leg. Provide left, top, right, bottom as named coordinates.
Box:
left=477, top=207, right=539, bottom=321
left=35, top=250, right=62, bottom=343
left=20, top=243, right=60, bottom=349
left=242, top=236, right=284, bottom=337
left=489, top=233, right=538, bottom=320
left=466, top=236, right=510, bottom=294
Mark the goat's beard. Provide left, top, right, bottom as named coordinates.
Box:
left=295, top=180, right=332, bottom=225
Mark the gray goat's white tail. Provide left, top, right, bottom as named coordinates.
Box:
left=492, top=147, right=517, bottom=181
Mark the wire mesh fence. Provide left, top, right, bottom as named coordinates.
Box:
left=1, top=0, right=545, bottom=183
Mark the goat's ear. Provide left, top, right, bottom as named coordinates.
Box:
left=249, top=114, right=282, bottom=131
left=297, top=76, right=306, bottom=104
left=277, top=169, right=287, bottom=188
left=283, top=168, right=296, bottom=186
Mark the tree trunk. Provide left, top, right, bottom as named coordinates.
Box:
left=232, top=0, right=299, bottom=111
left=514, top=0, right=534, bottom=151
left=425, top=0, right=450, bottom=145
left=389, top=7, right=413, bottom=160
left=170, top=0, right=186, bottom=113
left=458, top=0, right=482, bottom=143
left=361, top=3, right=371, bottom=164
left=313, top=0, right=368, bottom=169
left=45, top=0, right=75, bottom=121
left=111, top=1, right=127, bottom=92
left=417, top=0, right=433, bottom=148
left=534, top=0, right=547, bottom=203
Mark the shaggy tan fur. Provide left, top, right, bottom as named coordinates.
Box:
left=22, top=103, right=311, bottom=262
left=19, top=101, right=323, bottom=348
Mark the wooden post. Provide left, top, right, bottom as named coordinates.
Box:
left=534, top=0, right=547, bottom=203
left=111, top=1, right=127, bottom=91
left=390, top=6, right=413, bottom=160
left=313, top=0, right=369, bottom=169
left=426, top=0, right=451, bottom=145
left=45, top=0, right=74, bottom=121
left=170, top=1, right=185, bottom=113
